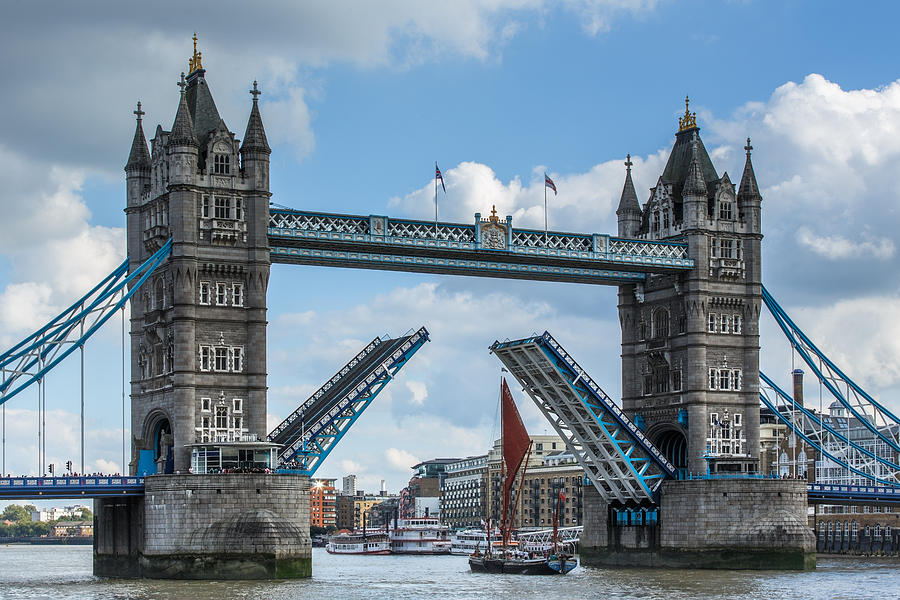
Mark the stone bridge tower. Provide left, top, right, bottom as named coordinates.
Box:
left=616, top=98, right=763, bottom=476
left=124, top=41, right=271, bottom=473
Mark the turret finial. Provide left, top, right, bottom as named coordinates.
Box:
left=250, top=80, right=261, bottom=102
left=177, top=72, right=186, bottom=94
left=188, top=33, right=203, bottom=74
left=744, top=137, right=753, bottom=157
left=490, top=205, right=499, bottom=222
left=134, top=101, right=145, bottom=122
left=625, top=153, right=633, bottom=173
left=678, top=95, right=697, bottom=132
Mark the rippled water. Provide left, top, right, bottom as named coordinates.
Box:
left=1, top=545, right=897, bottom=599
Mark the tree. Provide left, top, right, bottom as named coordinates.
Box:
left=1, top=505, right=30, bottom=522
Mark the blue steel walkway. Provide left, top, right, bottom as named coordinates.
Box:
left=807, top=483, right=900, bottom=505
left=0, top=476, right=145, bottom=499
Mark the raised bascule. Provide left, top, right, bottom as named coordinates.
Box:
left=2, top=39, right=899, bottom=577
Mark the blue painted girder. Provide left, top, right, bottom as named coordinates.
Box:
left=0, top=476, right=145, bottom=499
left=0, top=239, right=172, bottom=406
left=491, top=331, right=675, bottom=505
left=271, top=327, right=430, bottom=475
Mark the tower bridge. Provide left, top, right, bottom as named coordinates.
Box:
left=2, top=40, right=899, bottom=577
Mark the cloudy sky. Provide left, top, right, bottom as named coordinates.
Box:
left=2, top=1, right=900, bottom=496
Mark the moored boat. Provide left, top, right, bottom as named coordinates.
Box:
left=390, top=516, right=452, bottom=554
left=326, top=531, right=391, bottom=555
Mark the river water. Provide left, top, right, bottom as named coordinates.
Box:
left=0, top=546, right=896, bottom=599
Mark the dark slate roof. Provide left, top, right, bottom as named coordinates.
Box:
left=616, top=160, right=641, bottom=216
left=241, top=95, right=271, bottom=154
left=185, top=69, right=223, bottom=147
left=738, top=140, right=762, bottom=201
left=125, top=118, right=151, bottom=171
left=660, top=128, right=718, bottom=202
left=170, top=89, right=198, bottom=147
left=682, top=140, right=708, bottom=198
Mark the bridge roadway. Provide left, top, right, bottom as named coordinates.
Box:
left=0, top=476, right=145, bottom=499
left=268, top=208, right=693, bottom=284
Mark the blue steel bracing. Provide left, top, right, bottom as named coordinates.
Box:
left=491, top=331, right=674, bottom=504
left=275, top=326, right=429, bottom=475
left=0, top=240, right=172, bottom=405
left=759, top=371, right=900, bottom=473
left=758, top=386, right=897, bottom=486
left=761, top=286, right=900, bottom=454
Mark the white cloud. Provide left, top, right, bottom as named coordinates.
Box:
left=405, top=381, right=429, bottom=406
left=385, top=447, right=420, bottom=471
left=797, top=227, right=895, bottom=260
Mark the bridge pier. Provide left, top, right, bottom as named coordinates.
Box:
left=94, top=474, right=311, bottom=579
left=581, top=479, right=815, bottom=570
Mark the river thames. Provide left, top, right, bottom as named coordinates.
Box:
left=1, top=546, right=896, bottom=599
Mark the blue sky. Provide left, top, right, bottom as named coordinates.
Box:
left=2, top=1, right=900, bottom=498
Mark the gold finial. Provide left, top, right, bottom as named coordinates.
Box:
left=678, top=95, right=697, bottom=132
left=188, top=33, right=203, bottom=74
left=489, top=205, right=499, bottom=222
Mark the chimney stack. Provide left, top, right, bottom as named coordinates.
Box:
left=792, top=369, right=804, bottom=408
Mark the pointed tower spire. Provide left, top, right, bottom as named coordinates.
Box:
left=682, top=136, right=708, bottom=198
left=241, top=80, right=271, bottom=155
left=125, top=101, right=151, bottom=171
left=737, top=137, right=761, bottom=201
left=170, top=72, right=198, bottom=146
left=616, top=154, right=642, bottom=237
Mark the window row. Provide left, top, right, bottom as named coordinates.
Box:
left=201, top=397, right=242, bottom=413
left=708, top=368, right=742, bottom=391
left=709, top=412, right=742, bottom=427
left=642, top=368, right=683, bottom=395
left=199, top=346, right=244, bottom=372
left=709, top=238, right=743, bottom=260
left=199, top=281, right=244, bottom=307
left=707, top=313, right=742, bottom=334
left=201, top=195, right=243, bottom=220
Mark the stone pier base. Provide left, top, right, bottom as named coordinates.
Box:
left=94, top=473, right=311, bottom=579
left=581, top=479, right=816, bottom=570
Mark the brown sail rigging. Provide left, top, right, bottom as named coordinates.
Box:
left=500, top=377, right=531, bottom=548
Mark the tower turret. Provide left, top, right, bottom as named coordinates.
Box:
left=616, top=154, right=642, bottom=237
left=125, top=101, right=151, bottom=209
left=737, top=138, right=762, bottom=234
left=681, top=137, right=707, bottom=230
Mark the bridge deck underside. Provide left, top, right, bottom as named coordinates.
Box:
left=492, top=332, right=675, bottom=505
left=268, top=209, right=693, bottom=285
left=269, top=327, right=429, bottom=473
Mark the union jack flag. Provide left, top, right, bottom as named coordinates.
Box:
left=545, top=173, right=557, bottom=195
left=436, top=163, right=446, bottom=193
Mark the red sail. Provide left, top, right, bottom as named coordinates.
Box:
left=501, top=378, right=530, bottom=509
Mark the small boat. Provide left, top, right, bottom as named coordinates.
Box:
left=468, top=377, right=577, bottom=575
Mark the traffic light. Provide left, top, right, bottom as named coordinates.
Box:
left=49, top=464, right=55, bottom=474
left=66, top=460, right=72, bottom=472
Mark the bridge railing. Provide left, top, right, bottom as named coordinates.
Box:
left=268, top=208, right=692, bottom=268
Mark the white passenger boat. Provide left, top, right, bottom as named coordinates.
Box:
left=390, top=516, right=451, bottom=554
left=451, top=528, right=492, bottom=555
left=326, top=531, right=391, bottom=555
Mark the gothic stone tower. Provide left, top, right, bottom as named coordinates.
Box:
left=125, top=42, right=271, bottom=473
left=616, top=99, right=763, bottom=476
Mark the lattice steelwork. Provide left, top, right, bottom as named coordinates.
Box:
left=492, top=332, right=676, bottom=504
left=759, top=372, right=900, bottom=486
left=271, top=327, right=429, bottom=475
left=268, top=208, right=693, bottom=285
left=762, top=286, right=900, bottom=456
left=0, top=239, right=172, bottom=405
left=511, top=230, right=592, bottom=252
left=516, top=526, right=583, bottom=550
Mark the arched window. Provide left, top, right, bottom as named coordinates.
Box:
left=652, top=212, right=660, bottom=232
left=653, top=308, right=669, bottom=339
left=719, top=201, right=733, bottom=220
left=154, top=279, right=164, bottom=310
left=214, top=154, right=230, bottom=175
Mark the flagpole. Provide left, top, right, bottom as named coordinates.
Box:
left=434, top=162, right=439, bottom=238
left=544, top=175, right=548, bottom=246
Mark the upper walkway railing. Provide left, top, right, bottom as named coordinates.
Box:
left=268, top=208, right=693, bottom=284
left=0, top=475, right=145, bottom=499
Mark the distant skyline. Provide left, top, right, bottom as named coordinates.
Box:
left=2, top=1, right=900, bottom=501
